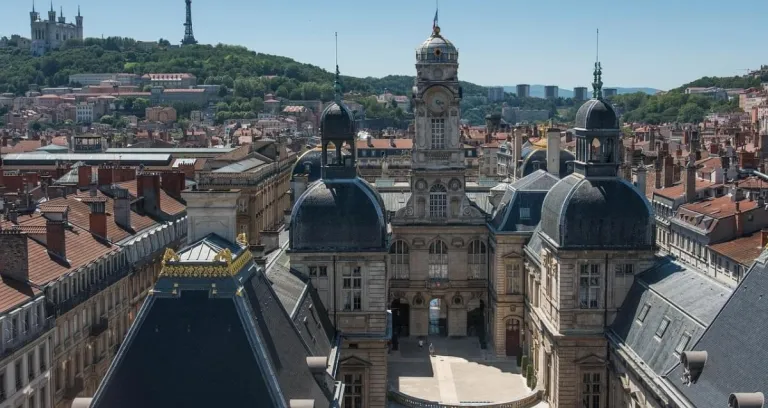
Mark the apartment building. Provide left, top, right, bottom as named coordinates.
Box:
left=0, top=171, right=187, bottom=408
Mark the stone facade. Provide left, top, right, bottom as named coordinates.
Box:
left=290, top=252, right=389, bottom=408
left=29, top=5, right=83, bottom=56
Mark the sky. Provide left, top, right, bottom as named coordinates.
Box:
left=3, top=0, right=768, bottom=91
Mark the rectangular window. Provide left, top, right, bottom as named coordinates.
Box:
left=581, top=372, right=601, bottom=408
left=675, top=333, right=691, bottom=355
left=342, top=267, right=363, bottom=311
left=237, top=198, right=248, bottom=213
left=637, top=303, right=651, bottom=323
left=27, top=353, right=35, bottom=381
left=308, top=266, right=318, bottom=277
left=39, top=344, right=46, bottom=372
left=656, top=317, right=671, bottom=338
left=615, top=264, right=634, bottom=275
left=343, top=373, right=364, bottom=408
left=319, top=266, right=328, bottom=277
left=41, top=386, right=47, bottom=408
left=430, top=118, right=445, bottom=149
left=506, top=264, right=521, bottom=294
left=15, top=359, right=22, bottom=390
left=579, top=264, right=601, bottom=309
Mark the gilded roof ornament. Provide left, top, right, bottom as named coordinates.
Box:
left=162, top=248, right=180, bottom=265
left=236, top=232, right=248, bottom=247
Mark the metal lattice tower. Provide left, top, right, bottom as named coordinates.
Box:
left=181, top=0, right=197, bottom=45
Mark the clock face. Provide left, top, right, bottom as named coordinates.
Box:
left=426, top=88, right=450, bottom=113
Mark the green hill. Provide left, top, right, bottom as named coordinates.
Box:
left=0, top=37, right=486, bottom=99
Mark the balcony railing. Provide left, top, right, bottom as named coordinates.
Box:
left=89, top=317, right=108, bottom=337
left=63, top=377, right=84, bottom=400
left=0, top=317, right=55, bottom=360
left=425, top=277, right=450, bottom=290
left=468, top=264, right=486, bottom=280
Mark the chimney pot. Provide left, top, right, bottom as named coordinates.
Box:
left=42, top=205, right=69, bottom=260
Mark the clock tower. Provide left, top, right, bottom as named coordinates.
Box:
left=393, top=24, right=484, bottom=225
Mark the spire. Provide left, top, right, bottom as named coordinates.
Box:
left=334, top=32, right=341, bottom=103
left=32, top=0, right=35, bottom=13
left=592, top=29, right=603, bottom=100
left=50, top=1, right=53, bottom=12
left=60, top=5, right=63, bottom=16
left=432, top=0, right=440, bottom=36
left=78, top=5, right=80, bottom=16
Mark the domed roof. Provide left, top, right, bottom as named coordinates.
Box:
left=540, top=175, right=653, bottom=249
left=416, top=27, right=458, bottom=63
left=519, top=146, right=575, bottom=179
left=320, top=101, right=356, bottom=139
left=575, top=98, right=618, bottom=130
left=290, top=178, right=387, bottom=252
left=291, top=148, right=350, bottom=183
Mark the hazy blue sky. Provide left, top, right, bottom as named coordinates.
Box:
left=3, top=0, right=767, bottom=90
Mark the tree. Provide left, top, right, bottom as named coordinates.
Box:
left=289, top=88, right=303, bottom=100
left=677, top=103, right=705, bottom=124
left=100, top=115, right=115, bottom=126
left=133, top=98, right=149, bottom=113
left=158, top=38, right=171, bottom=47
left=28, top=121, right=42, bottom=131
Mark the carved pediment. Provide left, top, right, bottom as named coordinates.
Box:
left=574, top=353, right=607, bottom=366
left=340, top=355, right=372, bottom=367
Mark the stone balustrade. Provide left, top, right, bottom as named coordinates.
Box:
left=388, top=388, right=543, bottom=408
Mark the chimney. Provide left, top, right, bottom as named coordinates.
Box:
left=77, top=166, right=92, bottom=190
left=649, top=128, right=656, bottom=150
left=735, top=201, right=744, bottom=237
left=685, top=158, right=697, bottom=203
left=113, top=187, right=131, bottom=229
left=390, top=137, right=396, bottom=148
left=512, top=129, right=522, bottom=179
left=663, top=156, right=674, bottom=188
left=98, top=166, right=114, bottom=186
left=0, top=229, right=29, bottom=282
left=366, top=135, right=373, bottom=148
left=137, top=173, right=161, bottom=216
left=84, top=196, right=107, bottom=239
left=161, top=171, right=186, bottom=200
left=636, top=165, right=647, bottom=197
left=42, top=205, right=69, bottom=261
left=546, top=129, right=561, bottom=177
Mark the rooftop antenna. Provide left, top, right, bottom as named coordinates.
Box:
left=592, top=28, right=603, bottom=100
left=333, top=32, right=341, bottom=103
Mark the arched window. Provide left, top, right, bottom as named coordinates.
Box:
left=429, top=184, right=448, bottom=218
left=428, top=240, right=448, bottom=279
left=468, top=240, right=487, bottom=279
left=389, top=240, right=410, bottom=279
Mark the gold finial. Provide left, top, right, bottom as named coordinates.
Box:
left=162, top=248, right=180, bottom=265
left=213, top=248, right=234, bottom=267
left=236, top=232, right=248, bottom=247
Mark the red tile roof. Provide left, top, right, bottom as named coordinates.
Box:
left=710, top=232, right=765, bottom=265
left=1, top=140, right=42, bottom=154
left=112, top=180, right=186, bottom=216
left=681, top=195, right=758, bottom=219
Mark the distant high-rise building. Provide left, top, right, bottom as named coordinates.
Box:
left=573, top=87, right=588, bottom=101
left=516, top=84, right=530, bottom=98
left=604, top=88, right=618, bottom=98
left=487, top=86, right=505, bottom=102
left=544, top=85, right=559, bottom=99
left=181, top=0, right=198, bottom=45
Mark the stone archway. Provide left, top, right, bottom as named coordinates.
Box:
left=428, top=296, right=447, bottom=336
left=505, top=317, right=522, bottom=358
left=391, top=297, right=410, bottom=338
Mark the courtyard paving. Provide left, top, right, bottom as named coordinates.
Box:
left=388, top=337, right=532, bottom=405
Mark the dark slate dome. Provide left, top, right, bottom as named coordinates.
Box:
left=291, top=148, right=349, bottom=183
left=290, top=178, right=387, bottom=252
left=540, top=175, right=653, bottom=249
left=575, top=99, right=618, bottom=129
left=520, top=146, right=575, bottom=179
left=416, top=27, right=459, bottom=63
left=320, top=101, right=355, bottom=139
